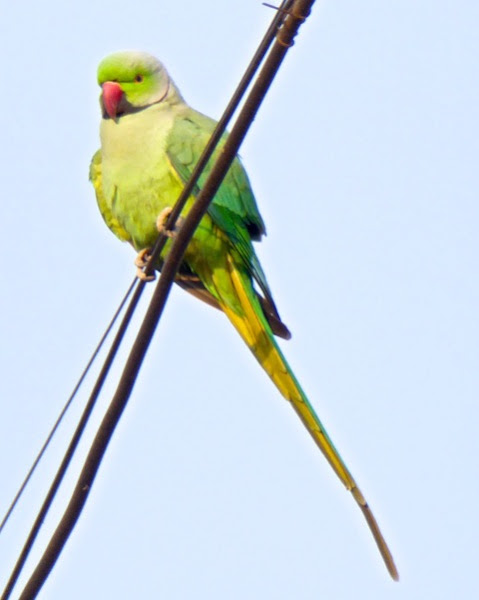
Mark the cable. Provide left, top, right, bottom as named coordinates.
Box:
left=0, top=279, right=137, bottom=537
left=5, top=2, right=312, bottom=598
left=0, top=278, right=147, bottom=600
left=16, top=3, right=312, bottom=597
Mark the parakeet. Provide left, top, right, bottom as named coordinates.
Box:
left=90, top=50, right=398, bottom=580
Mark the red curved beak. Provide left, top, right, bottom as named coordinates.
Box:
left=102, top=81, right=124, bottom=119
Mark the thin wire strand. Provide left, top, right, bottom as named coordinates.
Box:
left=14, top=3, right=309, bottom=598
left=0, top=278, right=147, bottom=600
left=0, top=279, right=137, bottom=537
left=1, top=4, right=294, bottom=598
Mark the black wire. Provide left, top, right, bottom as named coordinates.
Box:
left=0, top=278, right=146, bottom=600
left=4, top=2, right=308, bottom=598
left=1, top=2, right=289, bottom=593
left=0, top=279, right=137, bottom=537
left=15, top=4, right=312, bottom=598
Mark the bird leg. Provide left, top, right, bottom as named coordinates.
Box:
left=134, top=208, right=185, bottom=281
left=156, top=206, right=184, bottom=238
left=134, top=248, right=156, bottom=281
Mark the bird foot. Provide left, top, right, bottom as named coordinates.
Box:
left=134, top=248, right=156, bottom=281
left=156, top=206, right=184, bottom=238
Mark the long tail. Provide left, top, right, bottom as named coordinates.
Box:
left=215, top=254, right=399, bottom=581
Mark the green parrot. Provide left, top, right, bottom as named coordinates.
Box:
left=90, top=50, right=398, bottom=580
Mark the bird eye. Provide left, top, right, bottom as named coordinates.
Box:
left=134, top=74, right=143, bottom=83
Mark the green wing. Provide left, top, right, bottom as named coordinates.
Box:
left=166, top=110, right=265, bottom=239
left=166, top=111, right=290, bottom=338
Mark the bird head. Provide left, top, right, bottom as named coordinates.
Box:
left=97, top=51, right=177, bottom=119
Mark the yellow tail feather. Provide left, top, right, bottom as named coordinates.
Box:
left=216, top=255, right=399, bottom=581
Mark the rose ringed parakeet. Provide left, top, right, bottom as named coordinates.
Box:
left=90, top=50, right=398, bottom=580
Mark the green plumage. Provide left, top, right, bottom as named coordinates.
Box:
left=90, top=50, right=398, bottom=580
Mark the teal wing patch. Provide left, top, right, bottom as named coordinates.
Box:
left=166, top=111, right=265, bottom=238
left=166, top=109, right=291, bottom=339
left=165, top=112, right=273, bottom=292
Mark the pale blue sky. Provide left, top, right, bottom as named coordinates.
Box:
left=1, top=1, right=478, bottom=598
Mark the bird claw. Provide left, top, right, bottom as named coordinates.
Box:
left=134, top=248, right=151, bottom=269
left=156, top=206, right=184, bottom=238
left=136, top=268, right=156, bottom=282
left=132, top=207, right=184, bottom=281
left=134, top=248, right=156, bottom=281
